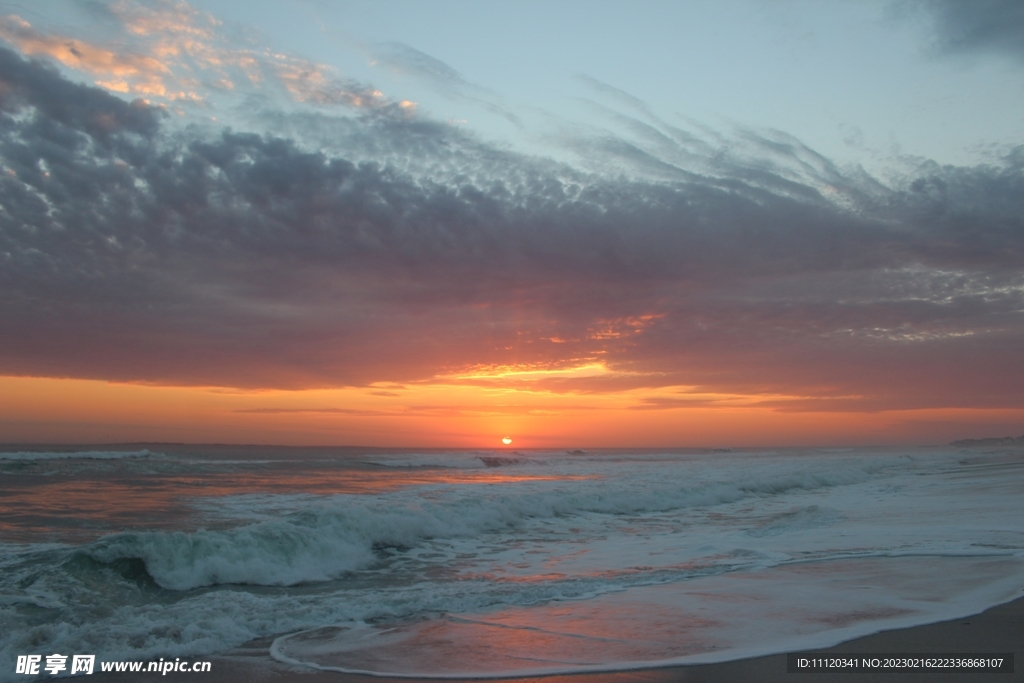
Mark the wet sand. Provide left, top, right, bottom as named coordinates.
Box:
left=86, top=595, right=1022, bottom=683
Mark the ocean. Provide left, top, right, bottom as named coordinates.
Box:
left=2, top=445, right=1023, bottom=679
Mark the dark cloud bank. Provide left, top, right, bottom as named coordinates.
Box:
left=1, top=46, right=1022, bottom=411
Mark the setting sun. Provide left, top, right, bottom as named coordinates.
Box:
left=501, top=436, right=512, bottom=445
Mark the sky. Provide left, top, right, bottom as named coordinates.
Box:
left=0, top=0, right=1022, bottom=448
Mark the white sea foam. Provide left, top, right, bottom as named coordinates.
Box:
left=271, top=556, right=1024, bottom=678
left=81, top=453, right=897, bottom=590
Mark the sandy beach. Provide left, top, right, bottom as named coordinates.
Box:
left=87, top=594, right=1021, bottom=683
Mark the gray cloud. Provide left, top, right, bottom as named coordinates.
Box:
left=0, top=44, right=160, bottom=139
left=913, top=0, right=1024, bottom=60
left=1, top=45, right=1022, bottom=411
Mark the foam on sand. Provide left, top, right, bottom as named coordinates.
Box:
left=271, top=555, right=1024, bottom=678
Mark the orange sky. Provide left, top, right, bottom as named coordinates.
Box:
left=3, top=375, right=1022, bottom=447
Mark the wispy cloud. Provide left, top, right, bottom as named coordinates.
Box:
left=369, top=42, right=474, bottom=95
left=368, top=41, right=518, bottom=124
left=234, top=404, right=595, bottom=417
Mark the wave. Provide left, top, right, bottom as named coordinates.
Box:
left=3, top=449, right=1023, bottom=683
left=79, top=457, right=891, bottom=590
left=0, top=449, right=155, bottom=461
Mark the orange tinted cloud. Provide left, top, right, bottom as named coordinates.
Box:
left=268, top=52, right=388, bottom=107
left=0, top=14, right=169, bottom=95
left=112, top=0, right=219, bottom=41
left=0, top=2, right=405, bottom=109
left=110, top=0, right=221, bottom=98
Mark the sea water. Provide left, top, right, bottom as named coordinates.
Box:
left=1, top=445, right=1023, bottom=679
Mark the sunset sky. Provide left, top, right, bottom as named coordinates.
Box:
left=1, top=0, right=1022, bottom=447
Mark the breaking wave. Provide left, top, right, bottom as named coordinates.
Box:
left=80, top=458, right=887, bottom=590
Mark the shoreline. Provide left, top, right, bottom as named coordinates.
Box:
left=92, top=594, right=1022, bottom=683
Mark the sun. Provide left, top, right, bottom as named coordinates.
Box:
left=501, top=436, right=512, bottom=445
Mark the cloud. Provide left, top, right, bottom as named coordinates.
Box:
left=0, top=44, right=161, bottom=137
left=268, top=51, right=390, bottom=107
left=0, top=4, right=404, bottom=109
left=574, top=74, right=660, bottom=121
left=627, top=396, right=725, bottom=411
left=913, top=0, right=1024, bottom=61
left=0, top=42, right=1022, bottom=413
left=234, top=407, right=387, bottom=416
left=233, top=404, right=588, bottom=418
left=368, top=42, right=519, bottom=125
left=370, top=42, right=473, bottom=94
left=0, top=14, right=170, bottom=95
left=110, top=0, right=220, bottom=41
